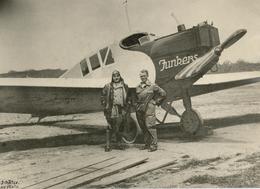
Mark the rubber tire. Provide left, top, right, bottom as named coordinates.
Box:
left=121, top=115, right=139, bottom=144
left=180, top=109, right=203, bottom=135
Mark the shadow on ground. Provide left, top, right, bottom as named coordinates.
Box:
left=204, top=113, right=260, bottom=129
left=0, top=118, right=83, bottom=129
left=1, top=113, right=260, bottom=153
left=158, top=113, right=260, bottom=141
left=0, top=131, right=105, bottom=153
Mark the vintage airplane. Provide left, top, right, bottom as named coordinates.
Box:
left=1, top=21, right=260, bottom=143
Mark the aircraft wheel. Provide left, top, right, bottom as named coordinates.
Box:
left=180, top=109, right=203, bottom=134
left=121, top=114, right=139, bottom=144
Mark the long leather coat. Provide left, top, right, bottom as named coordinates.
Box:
left=101, top=81, right=130, bottom=119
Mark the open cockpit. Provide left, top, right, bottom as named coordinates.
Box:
left=119, top=32, right=156, bottom=49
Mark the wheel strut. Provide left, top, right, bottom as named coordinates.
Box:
left=181, top=90, right=203, bottom=134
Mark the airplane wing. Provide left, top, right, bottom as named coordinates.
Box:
left=0, top=78, right=109, bottom=88
left=0, top=78, right=138, bottom=116
left=0, top=78, right=106, bottom=116
left=189, top=72, right=260, bottom=97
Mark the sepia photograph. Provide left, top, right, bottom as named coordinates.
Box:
left=0, top=0, right=260, bottom=188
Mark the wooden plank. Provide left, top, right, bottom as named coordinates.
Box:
left=89, top=158, right=176, bottom=187
left=36, top=156, right=124, bottom=189
left=22, top=156, right=116, bottom=189
left=53, top=157, right=148, bottom=189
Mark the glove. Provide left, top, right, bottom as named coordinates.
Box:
left=155, top=99, right=164, bottom=106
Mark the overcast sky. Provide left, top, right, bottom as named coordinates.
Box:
left=0, top=0, right=259, bottom=73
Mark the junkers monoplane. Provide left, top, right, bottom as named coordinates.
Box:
left=0, top=21, right=259, bottom=143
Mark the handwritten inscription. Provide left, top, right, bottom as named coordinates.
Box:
left=0, top=180, right=19, bottom=189
left=159, top=54, right=198, bottom=71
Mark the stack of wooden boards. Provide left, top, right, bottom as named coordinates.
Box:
left=22, top=156, right=176, bottom=188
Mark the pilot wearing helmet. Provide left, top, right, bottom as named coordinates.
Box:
left=101, top=70, right=131, bottom=152
left=136, top=69, right=166, bottom=152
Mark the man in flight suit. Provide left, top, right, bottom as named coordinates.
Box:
left=136, top=69, right=166, bottom=152
left=101, top=70, right=131, bottom=152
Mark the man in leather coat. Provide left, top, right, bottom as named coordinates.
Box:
left=101, top=70, right=131, bottom=151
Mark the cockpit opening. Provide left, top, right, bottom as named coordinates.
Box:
left=120, top=32, right=152, bottom=49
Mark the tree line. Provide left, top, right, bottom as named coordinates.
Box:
left=0, top=60, right=260, bottom=78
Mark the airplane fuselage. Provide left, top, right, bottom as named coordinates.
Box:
left=120, top=22, right=220, bottom=100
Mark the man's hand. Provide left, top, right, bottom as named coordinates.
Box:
left=107, top=123, right=112, bottom=130
left=155, top=98, right=164, bottom=106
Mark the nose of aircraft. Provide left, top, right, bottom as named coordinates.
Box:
left=175, top=29, right=247, bottom=80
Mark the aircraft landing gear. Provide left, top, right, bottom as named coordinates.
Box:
left=180, top=90, right=203, bottom=135
left=181, top=109, right=203, bottom=134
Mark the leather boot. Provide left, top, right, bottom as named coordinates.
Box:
left=105, top=129, right=111, bottom=152
left=148, top=145, right=157, bottom=152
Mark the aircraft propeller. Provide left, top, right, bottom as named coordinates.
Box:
left=175, top=29, right=247, bottom=80
left=215, top=29, right=247, bottom=55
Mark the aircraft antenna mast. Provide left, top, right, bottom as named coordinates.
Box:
left=170, top=12, right=180, bottom=26
left=171, top=12, right=185, bottom=32
left=123, top=0, right=131, bottom=32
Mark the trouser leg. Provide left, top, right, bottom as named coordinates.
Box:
left=105, top=116, right=113, bottom=152
left=136, top=111, right=150, bottom=147
left=147, top=128, right=157, bottom=147
left=145, top=113, right=158, bottom=151
left=114, top=117, right=123, bottom=143
left=111, top=117, right=126, bottom=150
left=137, top=103, right=157, bottom=151
left=105, top=127, right=112, bottom=152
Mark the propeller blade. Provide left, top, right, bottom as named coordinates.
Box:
left=220, top=29, right=247, bottom=50
left=175, top=29, right=247, bottom=80
left=175, top=49, right=218, bottom=80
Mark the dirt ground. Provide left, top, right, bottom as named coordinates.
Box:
left=1, top=82, right=260, bottom=188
